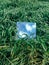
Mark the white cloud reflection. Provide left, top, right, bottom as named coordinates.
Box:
left=26, top=24, right=32, bottom=31
left=19, top=31, right=26, bottom=38
left=32, top=23, right=36, bottom=28
left=26, top=23, right=36, bottom=32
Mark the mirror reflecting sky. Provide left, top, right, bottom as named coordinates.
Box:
left=17, top=22, right=36, bottom=38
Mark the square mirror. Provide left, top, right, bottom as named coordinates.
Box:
left=16, top=22, right=36, bottom=38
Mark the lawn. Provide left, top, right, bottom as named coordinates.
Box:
left=0, top=0, right=49, bottom=65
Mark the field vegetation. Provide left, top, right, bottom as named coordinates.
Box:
left=0, top=0, right=49, bottom=65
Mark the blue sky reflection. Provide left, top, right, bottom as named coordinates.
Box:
left=17, top=22, right=36, bottom=38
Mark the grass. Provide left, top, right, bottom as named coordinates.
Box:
left=0, top=0, right=49, bottom=65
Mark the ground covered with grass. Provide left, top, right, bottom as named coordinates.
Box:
left=0, top=0, right=49, bottom=65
